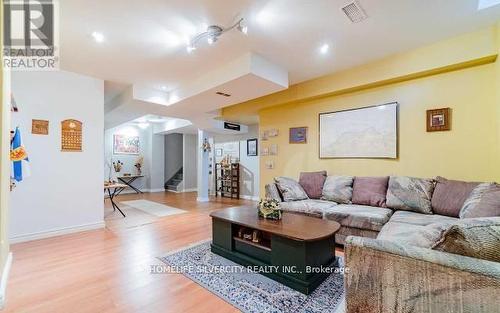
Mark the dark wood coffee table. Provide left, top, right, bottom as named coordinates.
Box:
left=210, top=206, right=340, bottom=294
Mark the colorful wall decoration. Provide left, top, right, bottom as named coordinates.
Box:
left=113, top=134, right=140, bottom=155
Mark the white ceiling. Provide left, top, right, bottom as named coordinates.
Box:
left=60, top=0, right=500, bottom=101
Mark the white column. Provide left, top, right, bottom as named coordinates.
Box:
left=197, top=129, right=210, bottom=202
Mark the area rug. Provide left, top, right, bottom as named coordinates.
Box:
left=119, top=199, right=187, bottom=217
left=158, top=241, right=345, bottom=313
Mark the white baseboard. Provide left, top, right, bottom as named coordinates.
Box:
left=0, top=252, right=12, bottom=309
left=240, top=195, right=260, bottom=201
left=197, top=196, right=210, bottom=202
left=148, top=188, right=166, bottom=193
left=9, top=221, right=105, bottom=244
left=182, top=188, right=197, bottom=193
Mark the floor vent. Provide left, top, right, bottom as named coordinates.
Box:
left=341, top=1, right=368, bottom=23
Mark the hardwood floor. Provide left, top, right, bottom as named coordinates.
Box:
left=5, top=192, right=342, bottom=313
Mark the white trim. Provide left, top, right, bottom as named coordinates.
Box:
left=182, top=188, right=197, bottom=192
left=240, top=195, right=260, bottom=201
left=148, top=188, right=166, bottom=193
left=0, top=252, right=12, bottom=309
left=197, top=196, right=210, bottom=202
left=9, top=221, right=105, bottom=244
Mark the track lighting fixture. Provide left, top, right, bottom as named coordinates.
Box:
left=187, top=18, right=247, bottom=53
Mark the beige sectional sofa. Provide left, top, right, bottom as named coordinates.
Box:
left=265, top=175, right=500, bottom=313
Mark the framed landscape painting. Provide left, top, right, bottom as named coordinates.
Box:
left=319, top=102, right=398, bottom=159
left=113, top=134, right=140, bottom=155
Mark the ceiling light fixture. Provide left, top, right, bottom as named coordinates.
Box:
left=137, top=122, right=149, bottom=129
left=187, top=18, right=247, bottom=53
left=319, top=43, right=330, bottom=54
left=478, top=0, right=500, bottom=10
left=91, top=31, right=105, bottom=43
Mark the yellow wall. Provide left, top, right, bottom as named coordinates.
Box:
left=221, top=26, right=500, bottom=196
left=0, top=0, right=11, bottom=273
left=259, top=63, right=499, bottom=195
left=496, top=22, right=500, bottom=182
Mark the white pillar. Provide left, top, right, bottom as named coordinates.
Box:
left=197, top=129, right=210, bottom=202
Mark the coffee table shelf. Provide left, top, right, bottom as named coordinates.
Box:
left=210, top=206, right=340, bottom=294
left=233, top=236, right=272, bottom=251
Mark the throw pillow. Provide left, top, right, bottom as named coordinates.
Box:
left=386, top=176, right=435, bottom=214
left=432, top=217, right=500, bottom=262
left=274, top=177, right=309, bottom=202
left=460, top=183, right=500, bottom=218
left=321, top=175, right=354, bottom=204
left=298, top=171, right=327, bottom=199
left=431, top=176, right=478, bottom=217
left=351, top=176, right=389, bottom=207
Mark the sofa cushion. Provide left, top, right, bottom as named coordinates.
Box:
left=323, top=204, right=393, bottom=232
left=388, top=210, right=458, bottom=226
left=280, top=199, right=336, bottom=218
left=321, top=175, right=354, bottom=204
left=431, top=176, right=478, bottom=217
left=265, top=183, right=283, bottom=202
left=351, top=176, right=389, bottom=207
left=378, top=222, right=449, bottom=248
left=463, top=186, right=500, bottom=218
left=432, top=217, right=500, bottom=262
left=460, top=183, right=500, bottom=218
left=299, top=171, right=327, bottom=199
left=274, top=177, right=309, bottom=202
left=386, top=176, right=435, bottom=214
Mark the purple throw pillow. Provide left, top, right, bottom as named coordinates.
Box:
left=352, top=176, right=389, bottom=207
left=432, top=176, right=478, bottom=217
left=299, top=171, right=327, bottom=199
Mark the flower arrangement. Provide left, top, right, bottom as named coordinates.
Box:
left=201, top=138, right=211, bottom=153
left=258, top=198, right=282, bottom=220
left=134, top=156, right=144, bottom=175
left=113, top=160, right=123, bottom=173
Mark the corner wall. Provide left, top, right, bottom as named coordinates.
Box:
left=214, top=125, right=260, bottom=200
left=10, top=71, right=104, bottom=242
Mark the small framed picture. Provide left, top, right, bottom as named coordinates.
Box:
left=215, top=148, right=223, bottom=157
left=289, top=127, right=308, bottom=144
left=427, top=108, right=451, bottom=132
left=247, top=138, right=258, bottom=156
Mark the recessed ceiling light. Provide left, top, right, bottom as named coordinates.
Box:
left=319, top=43, right=330, bottom=55
left=160, top=86, right=167, bottom=91
left=256, top=10, right=274, bottom=26
left=137, top=122, right=149, bottom=129
left=478, top=0, right=500, bottom=10
left=91, top=31, right=105, bottom=43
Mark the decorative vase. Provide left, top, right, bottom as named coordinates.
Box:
left=258, top=199, right=282, bottom=220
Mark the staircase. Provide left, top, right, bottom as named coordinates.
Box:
left=165, top=168, right=183, bottom=192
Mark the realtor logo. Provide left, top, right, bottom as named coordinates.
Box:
left=3, top=0, right=59, bottom=70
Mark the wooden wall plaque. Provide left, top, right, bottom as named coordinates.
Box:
left=61, top=119, right=82, bottom=152
left=32, top=119, right=49, bottom=135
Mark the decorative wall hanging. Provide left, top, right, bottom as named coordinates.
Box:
left=11, top=94, right=18, bottom=112
left=32, top=119, right=49, bottom=135
left=215, top=148, right=223, bottom=157
left=427, top=108, right=451, bottom=132
left=247, top=138, right=258, bottom=156
left=113, top=134, right=140, bottom=155
left=214, top=141, right=240, bottom=162
left=289, top=127, right=308, bottom=144
left=265, top=160, right=275, bottom=169
left=269, top=144, right=278, bottom=156
left=319, top=102, right=398, bottom=159
left=261, top=146, right=269, bottom=156
left=61, top=119, right=82, bottom=152
left=268, top=129, right=279, bottom=137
